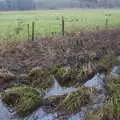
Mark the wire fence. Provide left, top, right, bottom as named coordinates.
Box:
left=0, top=14, right=120, bottom=41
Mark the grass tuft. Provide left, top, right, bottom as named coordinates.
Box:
left=2, top=86, right=41, bottom=117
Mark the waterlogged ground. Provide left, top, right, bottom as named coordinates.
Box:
left=0, top=99, right=12, bottom=120
left=0, top=29, right=120, bottom=120
left=45, top=79, right=77, bottom=97
left=0, top=99, right=21, bottom=120
left=0, top=64, right=120, bottom=120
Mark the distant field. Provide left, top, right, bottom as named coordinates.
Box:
left=0, top=9, right=120, bottom=41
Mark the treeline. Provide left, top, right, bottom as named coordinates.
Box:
left=0, top=0, right=35, bottom=10
left=35, top=0, right=120, bottom=9
left=0, top=0, right=120, bottom=11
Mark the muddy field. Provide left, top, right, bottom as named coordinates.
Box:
left=0, top=28, right=120, bottom=74
left=0, top=28, right=120, bottom=120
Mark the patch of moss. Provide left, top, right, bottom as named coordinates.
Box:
left=27, top=67, right=54, bottom=90
left=56, top=86, right=96, bottom=114
left=2, top=86, right=41, bottom=117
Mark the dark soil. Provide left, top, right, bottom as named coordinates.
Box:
left=0, top=28, right=119, bottom=90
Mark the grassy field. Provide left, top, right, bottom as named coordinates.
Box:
left=0, top=9, right=120, bottom=41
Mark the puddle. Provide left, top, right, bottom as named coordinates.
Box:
left=0, top=99, right=12, bottom=120
left=27, top=108, right=86, bottom=120
left=45, top=79, right=77, bottom=98
left=0, top=66, right=116, bottom=120
left=26, top=80, right=78, bottom=120
left=0, top=99, right=21, bottom=120
left=84, top=73, right=106, bottom=90
left=0, top=99, right=57, bottom=120
left=69, top=112, right=86, bottom=120
left=25, top=108, right=57, bottom=120
left=111, top=66, right=120, bottom=76
left=0, top=75, right=106, bottom=120
left=0, top=79, right=77, bottom=120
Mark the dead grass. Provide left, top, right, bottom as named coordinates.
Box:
left=0, top=28, right=119, bottom=75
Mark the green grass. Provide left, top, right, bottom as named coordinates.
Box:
left=0, top=9, right=120, bottom=41
left=2, top=86, right=41, bottom=117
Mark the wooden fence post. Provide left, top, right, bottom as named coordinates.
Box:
left=105, top=13, right=111, bottom=29
left=27, top=24, right=29, bottom=40
left=32, top=21, right=35, bottom=41
left=61, top=16, right=65, bottom=36
left=105, top=17, right=108, bottom=29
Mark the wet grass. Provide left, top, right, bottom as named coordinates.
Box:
left=57, top=86, right=94, bottom=114
left=2, top=86, right=41, bottom=117
left=26, top=67, right=54, bottom=90
left=88, top=77, right=120, bottom=120
left=0, top=9, right=120, bottom=41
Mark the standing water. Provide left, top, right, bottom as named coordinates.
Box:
left=25, top=108, right=57, bottom=120
left=26, top=79, right=77, bottom=120
left=0, top=65, right=119, bottom=120
left=84, top=73, right=106, bottom=90
left=0, top=99, right=11, bottom=120
left=68, top=112, right=86, bottom=120
left=111, top=66, right=120, bottom=76
left=0, top=98, right=21, bottom=120
left=45, top=79, right=77, bottom=97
